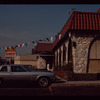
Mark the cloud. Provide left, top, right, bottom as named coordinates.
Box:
left=0, top=32, right=24, bottom=40
left=0, top=32, right=34, bottom=43
left=0, top=32, right=27, bottom=47
left=0, top=33, right=13, bottom=38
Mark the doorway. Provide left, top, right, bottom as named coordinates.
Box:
left=88, top=37, right=100, bottom=73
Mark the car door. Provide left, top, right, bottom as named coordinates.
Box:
left=10, top=65, right=33, bottom=85
left=0, top=65, right=11, bottom=83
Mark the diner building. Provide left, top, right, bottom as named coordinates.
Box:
left=51, top=9, right=100, bottom=80
left=34, top=9, right=100, bottom=80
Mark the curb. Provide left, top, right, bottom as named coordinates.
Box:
left=52, top=75, right=100, bottom=87
left=51, top=82, right=100, bottom=87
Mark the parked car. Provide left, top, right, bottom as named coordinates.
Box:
left=0, top=64, right=56, bottom=88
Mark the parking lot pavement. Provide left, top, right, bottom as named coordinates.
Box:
left=0, top=88, right=51, bottom=96
left=49, top=76, right=100, bottom=96
left=1, top=76, right=100, bottom=96
left=52, top=75, right=100, bottom=87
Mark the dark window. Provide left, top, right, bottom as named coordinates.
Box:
left=0, top=66, right=7, bottom=72
left=59, top=47, right=61, bottom=66
left=11, top=66, right=26, bottom=72
left=63, top=44, right=66, bottom=63
left=68, top=38, right=72, bottom=63
left=57, top=51, right=58, bottom=66
left=23, top=65, right=35, bottom=71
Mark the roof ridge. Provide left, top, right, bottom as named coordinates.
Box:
left=37, top=42, right=52, bottom=45
left=51, top=11, right=75, bottom=50
left=51, top=10, right=100, bottom=51
left=73, top=11, right=100, bottom=14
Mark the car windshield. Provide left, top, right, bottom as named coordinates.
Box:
left=22, top=65, right=36, bottom=71
left=0, top=66, right=2, bottom=70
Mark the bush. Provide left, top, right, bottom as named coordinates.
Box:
left=54, top=64, right=73, bottom=71
left=64, top=63, right=73, bottom=71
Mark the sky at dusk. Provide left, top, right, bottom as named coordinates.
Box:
left=0, top=4, right=100, bottom=58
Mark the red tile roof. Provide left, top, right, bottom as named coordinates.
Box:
left=71, top=11, right=100, bottom=30
left=51, top=11, right=100, bottom=50
left=34, top=43, right=52, bottom=53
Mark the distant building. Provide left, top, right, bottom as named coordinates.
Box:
left=0, top=57, right=6, bottom=65
left=14, top=55, right=37, bottom=68
left=33, top=43, right=54, bottom=70
left=14, top=43, right=54, bottom=70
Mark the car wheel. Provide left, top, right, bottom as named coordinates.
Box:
left=38, top=77, right=49, bottom=88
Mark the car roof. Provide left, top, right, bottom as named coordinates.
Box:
left=1, top=64, right=30, bottom=66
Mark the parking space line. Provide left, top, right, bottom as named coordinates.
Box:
left=49, top=86, right=53, bottom=96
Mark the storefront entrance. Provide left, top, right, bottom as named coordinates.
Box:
left=88, top=37, right=100, bottom=73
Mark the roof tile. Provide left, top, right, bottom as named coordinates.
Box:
left=34, top=43, right=52, bottom=53
left=51, top=11, right=100, bottom=50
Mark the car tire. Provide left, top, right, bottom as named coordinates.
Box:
left=38, top=77, right=50, bottom=88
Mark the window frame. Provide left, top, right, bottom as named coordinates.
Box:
left=0, top=66, right=8, bottom=72
left=11, top=65, right=27, bottom=72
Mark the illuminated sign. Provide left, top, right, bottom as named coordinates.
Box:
left=5, top=48, right=16, bottom=58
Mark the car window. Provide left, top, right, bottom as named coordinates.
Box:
left=23, top=65, right=35, bottom=71
left=11, top=66, right=27, bottom=72
left=0, top=66, right=7, bottom=72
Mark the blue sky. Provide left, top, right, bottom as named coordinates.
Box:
left=0, top=4, right=100, bottom=58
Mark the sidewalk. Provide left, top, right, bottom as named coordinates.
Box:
left=51, top=75, right=100, bottom=87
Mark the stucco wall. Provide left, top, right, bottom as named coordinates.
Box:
left=14, top=55, right=37, bottom=68
left=15, top=61, right=37, bottom=67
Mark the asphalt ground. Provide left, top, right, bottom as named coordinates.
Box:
left=53, top=75, right=100, bottom=87
left=0, top=88, right=50, bottom=96
left=1, top=76, right=100, bottom=96
left=50, top=76, right=100, bottom=96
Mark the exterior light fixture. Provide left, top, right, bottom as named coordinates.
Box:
left=69, top=32, right=71, bottom=38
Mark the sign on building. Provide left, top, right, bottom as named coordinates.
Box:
left=5, top=47, right=16, bottom=58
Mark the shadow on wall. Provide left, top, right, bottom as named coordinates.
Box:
left=97, top=73, right=100, bottom=80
